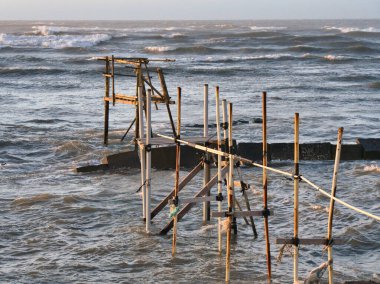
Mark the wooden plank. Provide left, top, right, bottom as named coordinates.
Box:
left=150, top=161, right=203, bottom=220
left=275, top=238, right=344, bottom=245
left=137, top=136, right=210, bottom=146
left=159, top=165, right=229, bottom=235
left=211, top=210, right=274, bottom=218
left=180, top=196, right=214, bottom=204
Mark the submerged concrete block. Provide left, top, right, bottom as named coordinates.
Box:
left=331, top=144, right=363, bottom=160
left=105, top=150, right=141, bottom=169
left=269, top=143, right=293, bottom=160
left=76, top=164, right=109, bottom=173
left=356, top=138, right=380, bottom=160
left=300, top=143, right=331, bottom=160
left=237, top=143, right=262, bottom=162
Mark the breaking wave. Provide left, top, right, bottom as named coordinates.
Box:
left=323, top=26, right=380, bottom=33
left=0, top=32, right=111, bottom=49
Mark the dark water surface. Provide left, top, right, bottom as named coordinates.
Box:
left=0, top=20, right=379, bottom=283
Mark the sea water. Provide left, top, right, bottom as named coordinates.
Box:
left=0, top=20, right=379, bottom=283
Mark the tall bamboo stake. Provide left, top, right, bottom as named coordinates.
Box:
left=104, top=57, right=110, bottom=145
left=222, top=99, right=228, bottom=146
left=138, top=85, right=146, bottom=220
left=225, top=102, right=234, bottom=283
left=145, top=89, right=152, bottom=233
left=327, top=127, right=344, bottom=284
left=203, top=84, right=211, bottom=223
left=215, top=86, right=223, bottom=254
left=262, top=91, right=272, bottom=281
left=293, top=113, right=300, bottom=284
left=172, top=87, right=181, bottom=256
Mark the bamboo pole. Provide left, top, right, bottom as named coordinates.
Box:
left=225, top=102, right=234, bottom=283
left=172, top=87, right=181, bottom=256
left=145, top=89, right=152, bottom=233
left=138, top=85, right=146, bottom=220
left=293, top=113, right=300, bottom=284
left=203, top=84, right=211, bottom=223
left=104, top=57, right=110, bottom=146
left=262, top=91, right=272, bottom=281
left=215, top=86, right=223, bottom=254
left=327, top=127, right=343, bottom=284
left=222, top=99, right=228, bottom=147
left=229, top=103, right=237, bottom=235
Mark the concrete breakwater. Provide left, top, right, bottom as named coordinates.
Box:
left=76, top=138, right=379, bottom=173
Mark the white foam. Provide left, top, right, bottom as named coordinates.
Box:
left=144, top=46, right=171, bottom=53
left=0, top=33, right=111, bottom=49
left=249, top=26, right=287, bottom=31
left=323, top=26, right=379, bottom=33
left=363, top=164, right=380, bottom=173
left=162, top=33, right=184, bottom=38
left=324, top=54, right=345, bottom=61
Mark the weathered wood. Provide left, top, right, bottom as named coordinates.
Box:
left=294, top=113, right=300, bottom=284
left=111, top=55, right=115, bottom=106
left=327, top=127, right=344, bottom=284
left=138, top=86, right=146, bottom=220
left=235, top=198, right=250, bottom=225
left=215, top=86, right=223, bottom=254
left=157, top=68, right=177, bottom=137
left=159, top=165, right=229, bottom=235
left=275, top=238, right=344, bottom=245
left=236, top=166, right=258, bottom=238
left=212, top=210, right=274, bottom=218
left=104, top=94, right=174, bottom=105
left=225, top=102, right=234, bottom=283
left=203, top=84, right=211, bottom=223
left=145, top=89, right=152, bottom=233
left=104, top=57, right=110, bottom=146
left=262, top=91, right=272, bottom=281
left=172, top=87, right=181, bottom=256
left=151, top=161, right=203, bottom=220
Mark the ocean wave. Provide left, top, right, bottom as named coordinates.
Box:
left=0, top=66, right=66, bottom=76
left=249, top=26, right=287, bottom=31
left=144, top=45, right=225, bottom=54
left=286, top=45, right=324, bottom=52
left=0, top=33, right=111, bottom=49
left=363, top=164, right=380, bottom=173
left=324, top=54, right=346, bottom=61
left=323, top=26, right=380, bottom=33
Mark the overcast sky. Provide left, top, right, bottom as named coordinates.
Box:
left=0, top=0, right=379, bottom=20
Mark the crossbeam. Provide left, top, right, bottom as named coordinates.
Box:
left=275, top=238, right=344, bottom=245
left=150, top=161, right=203, bottom=220
left=159, top=165, right=229, bottom=235
left=212, top=210, right=274, bottom=218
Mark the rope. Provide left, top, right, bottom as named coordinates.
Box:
left=301, top=176, right=380, bottom=222
left=155, top=133, right=380, bottom=222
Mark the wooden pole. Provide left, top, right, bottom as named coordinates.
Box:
left=145, top=89, right=152, bottom=233
left=215, top=86, right=223, bottom=254
left=203, top=84, right=211, bottom=223
left=138, top=85, right=146, bottom=220
left=111, top=55, right=115, bottom=106
left=104, top=57, right=110, bottom=146
left=225, top=102, right=234, bottom=283
left=327, top=127, right=344, bottom=284
left=293, top=113, right=300, bottom=284
left=262, top=91, right=272, bottom=281
left=222, top=99, right=228, bottom=147
left=172, top=87, right=181, bottom=256
left=228, top=103, right=237, bottom=235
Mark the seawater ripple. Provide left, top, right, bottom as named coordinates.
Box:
left=0, top=19, right=379, bottom=283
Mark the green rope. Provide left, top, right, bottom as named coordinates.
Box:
left=169, top=206, right=180, bottom=218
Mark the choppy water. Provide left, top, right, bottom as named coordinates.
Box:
left=0, top=20, right=379, bottom=283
